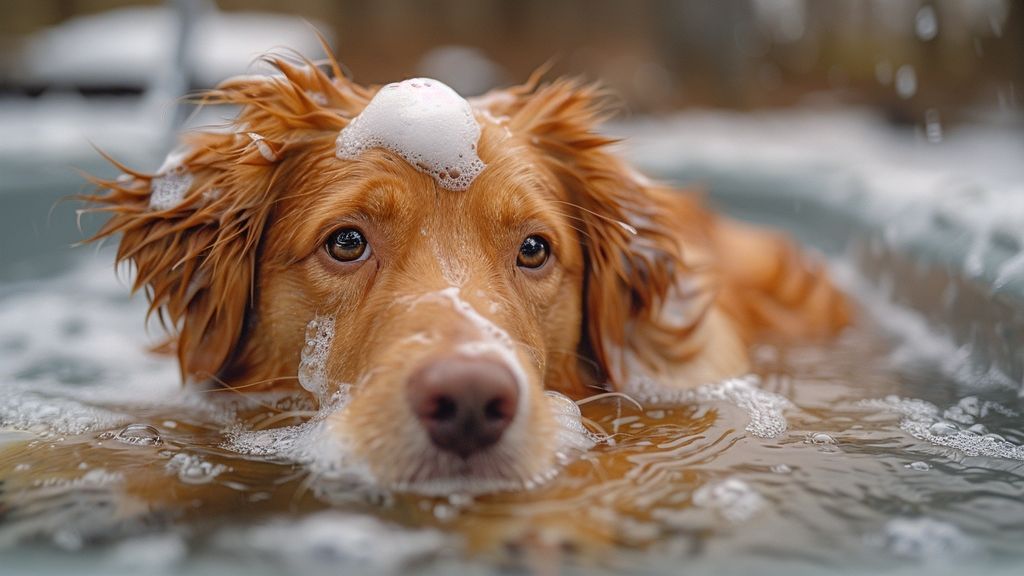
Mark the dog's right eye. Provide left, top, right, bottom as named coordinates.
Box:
left=325, top=228, right=370, bottom=262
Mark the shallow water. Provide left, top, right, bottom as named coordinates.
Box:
left=1, top=254, right=1024, bottom=576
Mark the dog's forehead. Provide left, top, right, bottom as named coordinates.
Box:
left=335, top=78, right=486, bottom=192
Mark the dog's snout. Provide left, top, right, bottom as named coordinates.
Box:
left=407, top=356, right=519, bottom=458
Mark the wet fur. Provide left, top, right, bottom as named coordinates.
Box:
left=81, top=50, right=849, bottom=488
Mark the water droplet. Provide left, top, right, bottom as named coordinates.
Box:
left=915, top=6, right=938, bottom=41
left=113, top=424, right=162, bottom=447
left=810, top=433, right=836, bottom=445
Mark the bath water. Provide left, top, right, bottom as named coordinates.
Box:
left=1, top=253, right=1023, bottom=576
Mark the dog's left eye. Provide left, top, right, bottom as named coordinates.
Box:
left=326, top=228, right=370, bottom=262
left=517, top=235, right=550, bottom=269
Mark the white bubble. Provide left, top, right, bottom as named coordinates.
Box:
left=165, top=452, right=227, bottom=485
left=905, top=461, right=931, bottom=471
left=109, top=423, right=162, bottom=447
left=336, top=78, right=486, bottom=191
left=809, top=432, right=836, bottom=445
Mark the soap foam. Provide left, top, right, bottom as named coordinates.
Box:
left=336, top=78, right=485, bottom=191
left=225, top=388, right=595, bottom=495
left=861, top=395, right=1024, bottom=461
left=624, top=374, right=792, bottom=439
left=214, top=511, right=449, bottom=572
left=868, top=517, right=978, bottom=560
left=148, top=148, right=193, bottom=211
left=691, top=478, right=764, bottom=523
left=297, top=315, right=335, bottom=400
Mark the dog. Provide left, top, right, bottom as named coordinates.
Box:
left=82, top=51, right=849, bottom=493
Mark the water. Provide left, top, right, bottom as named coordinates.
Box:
left=1, top=253, right=1022, bottom=575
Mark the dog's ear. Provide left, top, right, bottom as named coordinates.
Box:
left=81, top=56, right=368, bottom=383
left=506, top=79, right=716, bottom=389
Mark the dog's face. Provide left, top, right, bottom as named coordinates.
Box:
left=85, top=59, right=689, bottom=492
left=244, top=122, right=592, bottom=489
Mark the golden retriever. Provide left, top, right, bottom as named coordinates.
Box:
left=82, top=51, right=848, bottom=493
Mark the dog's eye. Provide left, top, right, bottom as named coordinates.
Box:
left=326, top=228, right=370, bottom=262
left=517, top=235, right=550, bottom=269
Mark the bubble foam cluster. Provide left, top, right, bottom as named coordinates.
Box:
left=862, top=395, right=1024, bottom=460
left=692, top=478, right=764, bottom=523
left=868, top=517, right=977, bottom=560
left=625, top=374, right=792, bottom=439
left=148, top=149, right=193, bottom=211
left=298, top=315, right=335, bottom=400
left=335, top=78, right=485, bottom=191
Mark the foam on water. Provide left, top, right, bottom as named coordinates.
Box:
left=225, top=389, right=595, bottom=495
left=625, top=374, right=792, bottom=439
left=691, top=478, right=764, bottom=524
left=165, top=452, right=228, bottom=485
left=335, top=78, right=485, bottom=191
left=0, top=256, right=252, bottom=437
left=861, top=395, right=1024, bottom=460
left=868, top=517, right=978, bottom=561
left=215, top=511, right=450, bottom=573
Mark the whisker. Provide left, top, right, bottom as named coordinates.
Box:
left=550, top=199, right=638, bottom=235
left=252, top=410, right=318, bottom=430
left=580, top=416, right=609, bottom=438
left=200, top=375, right=301, bottom=393
left=575, top=391, right=643, bottom=411
left=290, top=470, right=318, bottom=511
left=202, top=373, right=307, bottom=413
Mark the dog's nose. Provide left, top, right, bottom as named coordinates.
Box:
left=406, top=356, right=519, bottom=458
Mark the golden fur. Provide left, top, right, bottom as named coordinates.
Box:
left=81, top=50, right=849, bottom=489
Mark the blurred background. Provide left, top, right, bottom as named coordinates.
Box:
left=2, top=0, right=1021, bottom=135
left=0, top=0, right=1021, bottom=279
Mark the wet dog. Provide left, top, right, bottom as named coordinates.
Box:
left=83, top=51, right=848, bottom=492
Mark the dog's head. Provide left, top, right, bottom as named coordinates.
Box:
left=84, top=56, right=698, bottom=492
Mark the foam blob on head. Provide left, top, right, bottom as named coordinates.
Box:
left=335, top=78, right=485, bottom=191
